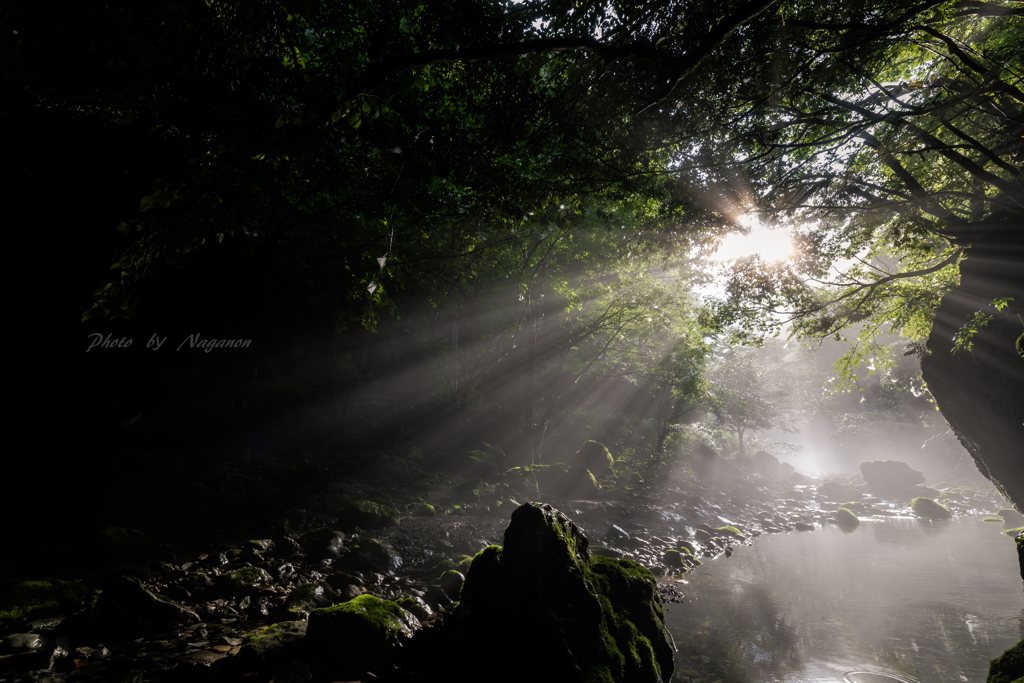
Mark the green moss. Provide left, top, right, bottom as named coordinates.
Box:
left=243, top=622, right=288, bottom=656
left=456, top=504, right=674, bottom=682
left=309, top=594, right=415, bottom=642
left=587, top=555, right=669, bottom=681
left=1005, top=526, right=1024, bottom=537
left=414, top=501, right=437, bottom=516
left=715, top=525, right=744, bottom=538
left=0, top=578, right=93, bottom=629
left=676, top=545, right=694, bottom=557
left=983, top=515, right=1005, bottom=523
left=911, top=497, right=952, bottom=520
left=987, top=639, right=1024, bottom=683
left=227, top=565, right=273, bottom=587
left=306, top=593, right=419, bottom=678
left=835, top=507, right=860, bottom=529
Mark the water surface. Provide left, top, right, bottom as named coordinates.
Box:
left=665, top=517, right=1023, bottom=682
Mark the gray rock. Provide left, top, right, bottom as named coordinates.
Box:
left=860, top=461, right=926, bottom=500
left=396, top=595, right=433, bottom=622
left=346, top=538, right=402, bottom=573
left=606, top=524, right=631, bottom=545
left=2, top=633, right=44, bottom=654
left=439, top=570, right=465, bottom=599
left=300, top=529, right=347, bottom=560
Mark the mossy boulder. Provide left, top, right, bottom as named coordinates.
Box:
left=439, top=502, right=674, bottom=683
left=576, top=440, right=615, bottom=477
left=306, top=594, right=421, bottom=678
left=237, top=620, right=307, bottom=667
left=337, top=500, right=400, bottom=530
left=911, top=497, right=952, bottom=520
left=835, top=507, right=860, bottom=530
left=987, top=639, right=1024, bottom=683
left=439, top=570, right=465, bottom=599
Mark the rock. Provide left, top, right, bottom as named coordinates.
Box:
left=284, top=583, right=326, bottom=617
left=818, top=481, right=862, bottom=502
left=236, top=620, right=308, bottom=668
left=0, top=579, right=92, bottom=631
left=396, top=595, right=434, bottom=622
left=247, top=539, right=273, bottom=552
left=435, top=502, right=674, bottom=683
left=911, top=497, right=952, bottom=520
left=337, top=500, right=400, bottom=531
left=677, top=540, right=698, bottom=555
left=552, top=464, right=601, bottom=500
left=793, top=522, right=816, bottom=532
left=575, top=440, right=615, bottom=477
left=306, top=594, right=421, bottom=679
left=2, top=633, right=44, bottom=654
left=271, top=536, right=304, bottom=558
left=751, top=450, right=787, bottom=479
left=422, top=586, right=453, bottom=611
left=73, top=577, right=200, bottom=641
left=411, top=501, right=437, bottom=516
left=345, top=538, right=403, bottom=573
left=834, top=508, right=860, bottom=530
left=300, top=529, right=346, bottom=560
left=606, top=524, right=631, bottom=545
left=714, top=525, right=744, bottom=539
left=222, top=565, right=273, bottom=590
left=987, top=639, right=1024, bottom=683
left=337, top=583, right=368, bottom=602
left=859, top=460, right=926, bottom=500
left=661, top=550, right=686, bottom=569
left=439, top=570, right=465, bottom=599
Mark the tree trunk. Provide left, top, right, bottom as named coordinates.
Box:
left=921, top=220, right=1024, bottom=509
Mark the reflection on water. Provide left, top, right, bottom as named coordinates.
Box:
left=665, top=517, right=1024, bottom=682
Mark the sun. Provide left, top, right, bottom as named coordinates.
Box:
left=712, top=214, right=795, bottom=264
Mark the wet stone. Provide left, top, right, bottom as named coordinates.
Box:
left=2, top=633, right=44, bottom=654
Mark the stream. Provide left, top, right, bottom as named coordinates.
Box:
left=665, top=516, right=1024, bottom=682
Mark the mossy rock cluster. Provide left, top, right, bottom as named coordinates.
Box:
left=434, top=502, right=674, bottom=683
left=911, top=497, right=952, bottom=520
left=987, top=639, right=1024, bottom=683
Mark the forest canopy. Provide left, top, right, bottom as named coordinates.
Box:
left=6, top=0, right=1022, bottom=478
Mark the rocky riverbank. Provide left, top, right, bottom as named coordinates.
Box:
left=1, top=453, right=1013, bottom=682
